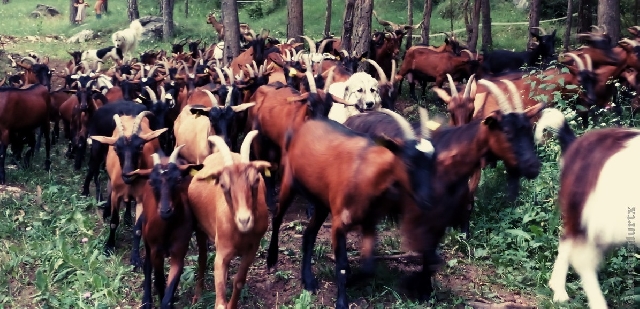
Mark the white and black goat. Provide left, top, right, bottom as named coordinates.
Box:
left=537, top=108, right=640, bottom=309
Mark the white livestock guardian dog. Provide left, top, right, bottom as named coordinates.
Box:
left=111, top=19, right=144, bottom=61
left=328, top=72, right=382, bottom=123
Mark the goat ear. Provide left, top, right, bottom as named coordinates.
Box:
left=231, top=102, right=256, bottom=112
left=179, top=164, right=204, bottom=177
left=482, top=111, right=501, bottom=130
left=250, top=160, right=272, bottom=172
left=125, top=168, right=152, bottom=180
left=140, top=128, right=169, bottom=141
left=374, top=135, right=403, bottom=154
left=194, top=167, right=223, bottom=182
left=524, top=102, right=546, bottom=119
left=90, top=135, right=118, bottom=145
left=431, top=87, right=451, bottom=103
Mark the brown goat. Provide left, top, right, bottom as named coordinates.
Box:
left=188, top=131, right=270, bottom=309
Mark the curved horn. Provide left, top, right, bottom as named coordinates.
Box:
left=461, top=49, right=474, bottom=59
left=365, top=59, right=388, bottom=84
left=300, top=35, right=317, bottom=54
left=378, top=108, right=417, bottom=141
left=224, top=86, right=233, bottom=107
left=223, top=67, right=234, bottom=84
left=207, top=135, right=234, bottom=166
left=324, top=67, right=335, bottom=92
left=390, top=59, right=397, bottom=84
left=500, top=80, right=523, bottom=113
left=304, top=57, right=317, bottom=93
left=240, top=130, right=259, bottom=163
left=463, top=74, right=476, bottom=100
left=287, top=38, right=295, bottom=44
left=202, top=90, right=219, bottom=106
left=169, top=144, right=185, bottom=164
left=477, top=80, right=513, bottom=114
left=252, top=60, right=259, bottom=76
left=584, top=54, right=593, bottom=72
left=113, top=114, right=125, bottom=137
left=144, top=86, right=158, bottom=102
left=340, top=49, right=350, bottom=58
left=562, top=53, right=585, bottom=71
left=531, top=26, right=547, bottom=35
left=419, top=107, right=431, bottom=139
left=245, top=63, right=255, bottom=78
left=152, top=153, right=161, bottom=166
left=132, top=111, right=153, bottom=135
left=317, top=38, right=334, bottom=54
left=159, top=83, right=166, bottom=102
left=214, top=67, right=226, bottom=85
left=446, top=74, right=459, bottom=98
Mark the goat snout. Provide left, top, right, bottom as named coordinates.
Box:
left=235, top=213, right=254, bottom=232
left=160, top=208, right=174, bottom=220
left=522, top=160, right=541, bottom=179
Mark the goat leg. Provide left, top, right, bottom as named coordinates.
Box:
left=332, top=221, right=350, bottom=309
left=141, top=242, right=153, bottom=309
left=301, top=206, right=330, bottom=292
left=0, top=142, right=6, bottom=184
left=162, top=247, right=186, bottom=308
left=130, top=214, right=144, bottom=269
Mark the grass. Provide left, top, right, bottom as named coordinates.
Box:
left=1, top=0, right=639, bottom=308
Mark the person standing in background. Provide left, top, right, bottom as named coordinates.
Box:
left=94, top=0, right=104, bottom=19
left=74, top=0, right=89, bottom=24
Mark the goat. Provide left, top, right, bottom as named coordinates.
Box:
left=126, top=146, right=204, bottom=308
left=188, top=131, right=269, bottom=309
left=90, top=111, right=167, bottom=267
left=481, top=27, right=557, bottom=75
left=432, top=74, right=477, bottom=126
left=267, top=110, right=433, bottom=309
left=0, top=84, right=51, bottom=184
left=534, top=109, right=639, bottom=309
left=17, top=56, right=53, bottom=91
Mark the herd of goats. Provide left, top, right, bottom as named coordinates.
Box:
left=1, top=11, right=640, bottom=309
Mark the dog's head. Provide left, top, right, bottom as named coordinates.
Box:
left=112, top=33, right=124, bottom=49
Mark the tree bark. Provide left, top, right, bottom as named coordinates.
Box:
left=287, top=0, right=304, bottom=43
left=421, top=0, right=433, bottom=45
left=127, top=0, right=139, bottom=21
left=481, top=0, right=491, bottom=50
left=528, top=0, right=541, bottom=42
left=351, top=0, right=373, bottom=71
left=69, top=0, right=76, bottom=24
left=578, top=0, right=594, bottom=33
left=467, top=0, right=481, bottom=52
left=563, top=0, right=574, bottom=52
left=636, top=0, right=638, bottom=25
left=163, top=0, right=174, bottom=41
left=598, top=0, right=620, bottom=46
left=406, top=0, right=413, bottom=51
left=324, top=0, right=332, bottom=37
left=341, top=0, right=356, bottom=52
left=221, top=0, right=241, bottom=65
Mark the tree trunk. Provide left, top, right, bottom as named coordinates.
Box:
left=598, top=0, right=620, bottom=45
left=481, top=0, right=491, bottom=50
left=127, top=0, right=139, bottom=21
left=421, top=0, right=433, bottom=45
left=221, top=0, right=241, bottom=65
left=467, top=0, right=481, bottom=52
left=578, top=0, right=594, bottom=33
left=528, top=0, right=541, bottom=42
left=352, top=0, right=373, bottom=71
left=185, top=0, right=188, bottom=18
left=563, top=0, right=574, bottom=51
left=341, top=0, right=356, bottom=52
left=406, top=0, right=413, bottom=51
left=69, top=0, right=76, bottom=24
left=636, top=0, right=638, bottom=25
left=163, top=0, right=174, bottom=41
left=104, top=0, right=108, bottom=13
left=287, top=0, right=304, bottom=43
left=324, top=0, right=332, bottom=37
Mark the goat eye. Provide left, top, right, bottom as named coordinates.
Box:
left=357, top=89, right=364, bottom=93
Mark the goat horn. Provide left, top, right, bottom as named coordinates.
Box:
left=208, top=135, right=234, bottom=166
left=501, top=80, right=523, bottom=113
left=477, top=80, right=513, bottom=114
left=373, top=10, right=398, bottom=30
left=20, top=57, right=38, bottom=65
left=214, top=67, right=226, bottom=85
left=300, top=36, right=317, bottom=54
left=252, top=60, right=258, bottom=75
left=620, top=38, right=640, bottom=47
left=132, top=111, right=153, bottom=135
left=446, top=74, right=459, bottom=98
left=147, top=66, right=158, bottom=79
left=366, top=59, right=388, bottom=84
left=584, top=54, right=593, bottom=72
left=531, top=26, right=547, bottom=35
left=378, top=108, right=417, bottom=141
left=64, top=67, right=70, bottom=76
left=96, top=61, right=103, bottom=73
left=287, top=38, right=295, bottom=44
left=224, top=86, right=232, bottom=107
left=240, top=130, right=259, bottom=163
left=419, top=107, right=431, bottom=139
left=317, top=38, right=333, bottom=55
left=113, top=114, right=125, bottom=137
left=390, top=59, right=397, bottom=84
left=202, top=90, right=219, bottom=106
left=304, top=57, right=317, bottom=93
left=152, top=153, right=161, bottom=166
left=463, top=74, right=476, bottom=100
left=169, top=144, right=185, bottom=164
left=144, top=86, right=158, bottom=102
left=600, top=25, right=607, bottom=34
left=561, top=53, right=585, bottom=71
left=223, top=67, right=234, bottom=84
left=340, top=50, right=350, bottom=58
left=159, top=84, right=166, bottom=101
left=461, top=50, right=474, bottom=59
left=246, top=63, right=255, bottom=78
left=324, top=66, right=335, bottom=92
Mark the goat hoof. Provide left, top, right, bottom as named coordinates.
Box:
left=103, top=245, right=115, bottom=256
left=302, top=276, right=318, bottom=293
left=130, top=256, right=143, bottom=269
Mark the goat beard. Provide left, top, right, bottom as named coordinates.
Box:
left=505, top=168, right=521, bottom=202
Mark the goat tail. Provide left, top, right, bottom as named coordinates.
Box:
left=535, top=108, right=576, bottom=154
left=130, top=19, right=144, bottom=39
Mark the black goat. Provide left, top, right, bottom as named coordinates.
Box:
left=482, top=28, right=557, bottom=75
